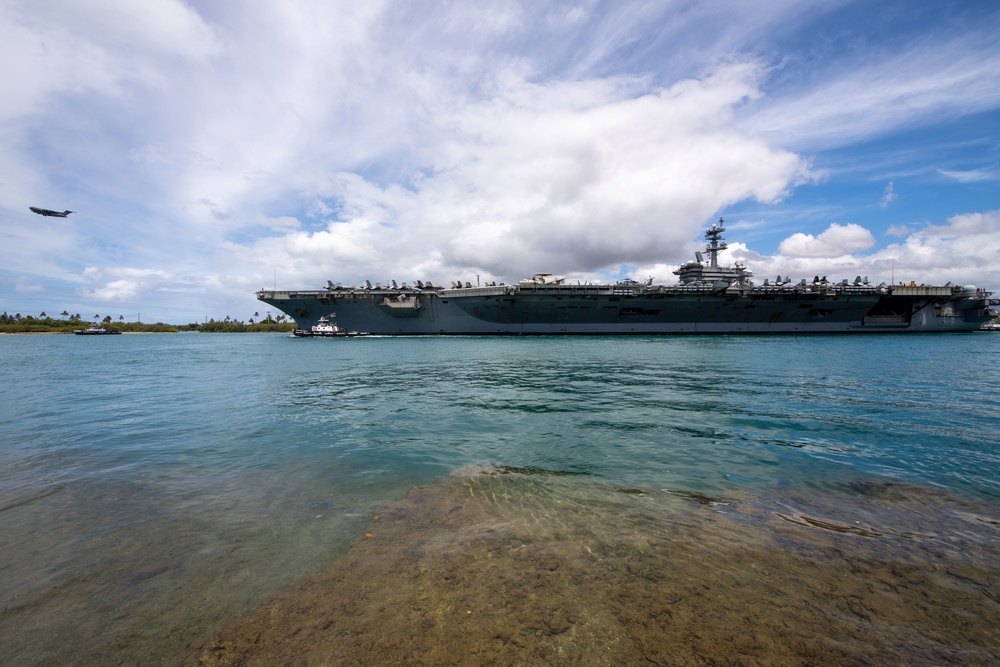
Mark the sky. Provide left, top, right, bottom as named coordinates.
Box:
left=2, top=0, right=999, bottom=323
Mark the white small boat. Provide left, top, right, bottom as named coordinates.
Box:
left=74, top=324, right=122, bottom=335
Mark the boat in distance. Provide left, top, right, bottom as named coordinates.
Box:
left=74, top=324, right=122, bottom=335
left=257, top=220, right=998, bottom=335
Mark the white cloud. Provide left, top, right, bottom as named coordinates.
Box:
left=920, top=210, right=1000, bottom=239
left=0, top=0, right=221, bottom=216
left=867, top=210, right=1000, bottom=284
left=255, top=215, right=302, bottom=233
left=14, top=276, right=44, bottom=294
left=778, top=223, right=875, bottom=258
left=240, top=62, right=811, bottom=287
left=744, top=36, right=1000, bottom=150
left=939, top=168, right=1000, bottom=183
left=729, top=211, right=1000, bottom=289
left=880, top=181, right=896, bottom=209
left=80, top=267, right=174, bottom=302
left=0, top=0, right=219, bottom=123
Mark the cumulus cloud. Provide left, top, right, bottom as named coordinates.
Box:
left=731, top=211, right=1000, bottom=290
left=865, top=210, right=1000, bottom=284
left=80, top=267, right=174, bottom=302
left=922, top=210, right=999, bottom=237
left=778, top=223, right=875, bottom=258
left=248, top=62, right=811, bottom=286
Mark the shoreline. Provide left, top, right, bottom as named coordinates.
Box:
left=0, top=329, right=291, bottom=334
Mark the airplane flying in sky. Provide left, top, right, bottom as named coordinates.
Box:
left=29, top=207, right=73, bottom=217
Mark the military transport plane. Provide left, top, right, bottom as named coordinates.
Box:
left=29, top=207, right=73, bottom=217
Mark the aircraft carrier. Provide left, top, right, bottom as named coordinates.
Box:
left=257, top=220, right=997, bottom=335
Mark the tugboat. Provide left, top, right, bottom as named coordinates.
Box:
left=292, top=316, right=366, bottom=338
left=74, top=323, right=122, bottom=335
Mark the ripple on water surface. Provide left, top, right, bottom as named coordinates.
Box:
left=3, top=333, right=1000, bottom=666
left=189, top=467, right=1000, bottom=666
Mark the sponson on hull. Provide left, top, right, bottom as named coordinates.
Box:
left=258, top=220, right=998, bottom=335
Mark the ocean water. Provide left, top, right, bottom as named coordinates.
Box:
left=1, top=332, right=998, bottom=665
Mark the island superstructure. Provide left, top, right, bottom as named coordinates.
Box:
left=257, top=220, right=997, bottom=335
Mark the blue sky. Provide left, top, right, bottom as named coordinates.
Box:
left=2, top=0, right=999, bottom=323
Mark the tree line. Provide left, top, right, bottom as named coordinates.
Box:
left=0, top=311, right=296, bottom=333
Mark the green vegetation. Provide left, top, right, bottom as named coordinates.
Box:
left=188, top=312, right=295, bottom=332
left=0, top=311, right=296, bottom=334
left=191, top=317, right=295, bottom=333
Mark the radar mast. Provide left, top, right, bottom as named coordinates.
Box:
left=705, top=217, right=728, bottom=269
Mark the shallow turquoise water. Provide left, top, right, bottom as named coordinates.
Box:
left=1, top=332, right=998, bottom=664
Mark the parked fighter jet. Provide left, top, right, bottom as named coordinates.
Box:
left=29, top=207, right=73, bottom=217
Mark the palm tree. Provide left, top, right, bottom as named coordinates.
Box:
left=61, top=310, right=69, bottom=319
